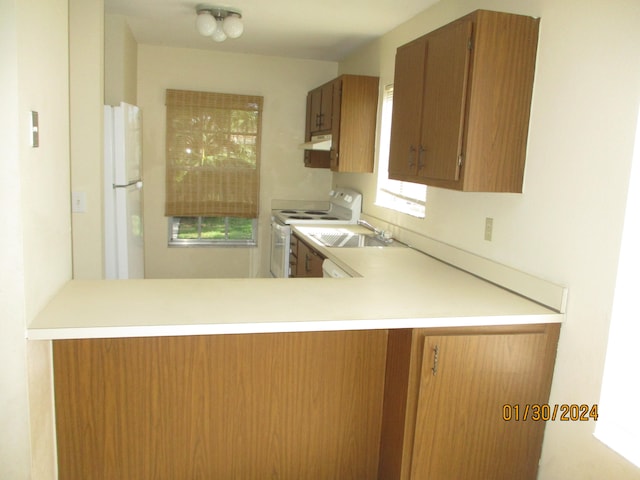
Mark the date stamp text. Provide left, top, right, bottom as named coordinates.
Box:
left=502, top=403, right=599, bottom=422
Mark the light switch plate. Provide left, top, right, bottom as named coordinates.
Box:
left=30, top=111, right=39, bottom=147
left=71, top=191, right=87, bottom=213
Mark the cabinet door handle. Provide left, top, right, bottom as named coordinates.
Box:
left=431, top=345, right=439, bottom=376
left=455, top=154, right=463, bottom=181
left=408, top=145, right=416, bottom=168
left=418, top=146, right=426, bottom=170
left=305, top=253, right=311, bottom=272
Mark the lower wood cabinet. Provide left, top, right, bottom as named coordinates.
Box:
left=289, top=233, right=325, bottom=278
left=378, top=323, right=560, bottom=480
left=52, top=324, right=559, bottom=479
left=53, top=331, right=388, bottom=479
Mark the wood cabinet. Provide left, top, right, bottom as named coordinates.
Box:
left=53, top=331, right=388, bottom=479
left=303, top=74, right=379, bottom=173
left=378, top=323, right=560, bottom=480
left=52, top=323, right=560, bottom=479
left=290, top=233, right=325, bottom=278
left=289, top=232, right=299, bottom=276
left=388, top=10, right=540, bottom=192
left=306, top=81, right=334, bottom=135
left=303, top=149, right=331, bottom=169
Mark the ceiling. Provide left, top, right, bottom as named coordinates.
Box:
left=105, top=0, right=439, bottom=61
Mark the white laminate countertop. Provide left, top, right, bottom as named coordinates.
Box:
left=28, top=226, right=564, bottom=340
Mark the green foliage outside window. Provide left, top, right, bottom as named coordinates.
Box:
left=170, top=216, right=255, bottom=245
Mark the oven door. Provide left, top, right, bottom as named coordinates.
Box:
left=270, top=219, right=291, bottom=278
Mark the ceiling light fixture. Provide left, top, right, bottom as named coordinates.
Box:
left=195, top=4, right=244, bottom=43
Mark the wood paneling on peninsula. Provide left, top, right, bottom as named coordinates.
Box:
left=53, top=331, right=387, bottom=479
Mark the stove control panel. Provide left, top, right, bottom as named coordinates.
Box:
left=329, top=188, right=362, bottom=211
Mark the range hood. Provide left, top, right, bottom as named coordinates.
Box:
left=299, top=134, right=332, bottom=151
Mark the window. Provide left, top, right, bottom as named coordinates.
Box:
left=169, top=216, right=256, bottom=246
left=165, top=89, right=262, bottom=246
left=594, top=108, right=640, bottom=468
left=375, top=84, right=427, bottom=218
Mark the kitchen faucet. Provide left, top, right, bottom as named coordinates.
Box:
left=357, top=219, right=381, bottom=234
left=357, top=219, right=392, bottom=242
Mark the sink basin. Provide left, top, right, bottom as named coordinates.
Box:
left=308, top=231, right=406, bottom=248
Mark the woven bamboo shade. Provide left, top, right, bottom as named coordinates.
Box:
left=165, top=89, right=263, bottom=218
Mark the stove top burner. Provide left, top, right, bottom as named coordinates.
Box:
left=304, top=210, right=329, bottom=215
left=272, top=188, right=362, bottom=226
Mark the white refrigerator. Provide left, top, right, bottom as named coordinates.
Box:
left=104, top=102, right=144, bottom=279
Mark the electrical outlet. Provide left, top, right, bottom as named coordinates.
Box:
left=484, top=217, right=493, bottom=241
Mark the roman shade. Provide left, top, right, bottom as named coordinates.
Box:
left=165, top=89, right=263, bottom=218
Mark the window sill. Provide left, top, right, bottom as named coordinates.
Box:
left=168, top=240, right=258, bottom=248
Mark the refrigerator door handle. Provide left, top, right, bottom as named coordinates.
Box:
left=113, top=180, right=143, bottom=189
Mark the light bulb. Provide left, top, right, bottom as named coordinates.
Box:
left=195, top=11, right=216, bottom=36
left=211, top=20, right=227, bottom=42
left=223, top=15, right=243, bottom=39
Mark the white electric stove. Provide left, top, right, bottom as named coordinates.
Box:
left=270, top=188, right=362, bottom=277
left=272, top=188, right=362, bottom=225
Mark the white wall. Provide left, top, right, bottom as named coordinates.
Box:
left=337, top=0, right=640, bottom=478
left=137, top=45, right=337, bottom=278
left=1, top=0, right=73, bottom=477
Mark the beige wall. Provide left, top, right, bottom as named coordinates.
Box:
left=138, top=45, right=336, bottom=278
left=1, top=0, right=73, bottom=477
left=337, top=0, right=640, bottom=478
left=104, top=14, right=138, bottom=106
left=71, top=9, right=137, bottom=281
left=70, top=0, right=104, bottom=280
left=0, top=2, right=31, bottom=476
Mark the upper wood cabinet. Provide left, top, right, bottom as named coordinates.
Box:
left=307, top=81, right=334, bottom=135
left=388, top=10, right=540, bottom=192
left=303, top=74, right=379, bottom=173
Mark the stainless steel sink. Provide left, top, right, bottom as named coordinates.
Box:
left=308, top=231, right=406, bottom=248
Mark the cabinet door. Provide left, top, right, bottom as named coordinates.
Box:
left=319, top=81, right=333, bottom=131
left=309, top=88, right=323, bottom=134
left=308, top=83, right=333, bottom=135
left=419, top=19, right=473, bottom=183
left=295, top=238, right=324, bottom=277
left=289, top=234, right=299, bottom=277
left=388, top=39, right=427, bottom=180
left=410, top=332, right=553, bottom=480
left=304, top=150, right=331, bottom=168
left=331, top=75, right=379, bottom=173
left=304, top=93, right=313, bottom=141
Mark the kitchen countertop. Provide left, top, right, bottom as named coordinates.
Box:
left=27, top=225, right=564, bottom=340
